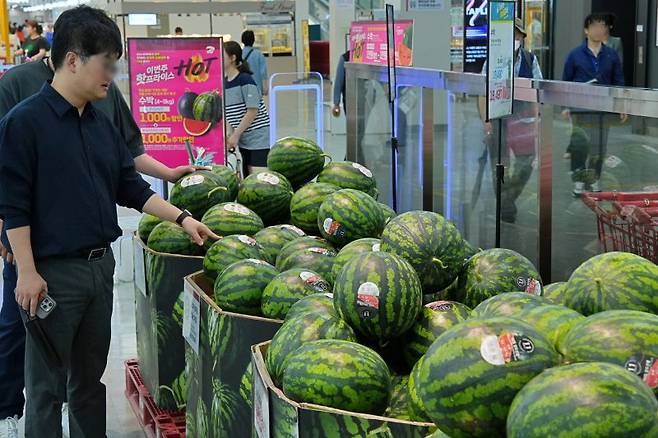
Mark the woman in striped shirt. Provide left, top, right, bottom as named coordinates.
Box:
left=223, top=40, right=270, bottom=176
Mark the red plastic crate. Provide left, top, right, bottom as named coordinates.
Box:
left=124, top=359, right=186, bottom=438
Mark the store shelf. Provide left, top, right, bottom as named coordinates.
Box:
left=124, top=359, right=186, bottom=438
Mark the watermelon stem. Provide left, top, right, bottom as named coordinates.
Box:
left=321, top=154, right=333, bottom=164
left=208, top=186, right=228, bottom=198
left=432, top=257, right=447, bottom=269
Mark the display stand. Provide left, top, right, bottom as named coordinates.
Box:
left=386, top=4, right=399, bottom=212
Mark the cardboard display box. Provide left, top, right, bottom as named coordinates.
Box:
left=133, top=236, right=203, bottom=411
left=251, top=342, right=435, bottom=438
left=183, top=271, right=283, bottom=437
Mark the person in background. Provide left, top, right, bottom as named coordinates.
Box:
left=0, top=7, right=205, bottom=437
left=0, top=6, right=217, bottom=437
left=224, top=40, right=270, bottom=177
left=332, top=49, right=350, bottom=117
left=478, top=18, right=543, bottom=223
left=174, top=26, right=183, bottom=36
left=562, top=12, right=625, bottom=196
left=15, top=25, right=24, bottom=44
left=603, top=13, right=623, bottom=65
left=16, top=20, right=48, bottom=62
left=241, top=30, right=268, bottom=96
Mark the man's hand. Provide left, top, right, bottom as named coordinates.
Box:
left=332, top=105, right=341, bottom=117
left=167, top=165, right=212, bottom=183
left=16, top=270, right=48, bottom=317
left=181, top=217, right=219, bottom=246
left=227, top=132, right=240, bottom=151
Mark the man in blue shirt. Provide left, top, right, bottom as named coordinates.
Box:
left=0, top=7, right=217, bottom=436
left=562, top=13, right=625, bottom=195
left=241, top=30, right=268, bottom=96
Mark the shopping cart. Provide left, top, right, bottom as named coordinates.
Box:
left=582, top=191, right=658, bottom=263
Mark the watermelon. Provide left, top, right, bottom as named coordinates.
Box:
left=331, top=238, right=381, bottom=281
left=254, top=225, right=306, bottom=265
left=515, top=304, right=583, bottom=348
left=334, top=251, right=422, bottom=343
left=285, top=292, right=336, bottom=320
left=416, top=317, right=560, bottom=437
left=237, top=171, right=294, bottom=225
left=558, top=310, right=658, bottom=392
left=213, top=259, right=278, bottom=315
left=147, top=221, right=203, bottom=256
left=193, top=91, right=222, bottom=123
left=385, top=375, right=413, bottom=421
left=454, top=248, right=542, bottom=308
left=239, top=363, right=253, bottom=408
left=506, top=362, right=658, bottom=437
left=178, top=90, right=197, bottom=119
left=379, top=202, right=396, bottom=228
left=209, top=165, right=239, bottom=201
left=282, top=339, right=391, bottom=414
left=183, top=118, right=212, bottom=137
left=276, top=247, right=336, bottom=283
left=408, top=358, right=431, bottom=423
left=266, top=137, right=329, bottom=188
left=170, top=170, right=232, bottom=219
left=317, top=189, right=385, bottom=247
left=428, top=430, right=451, bottom=438
left=380, top=211, right=466, bottom=295
left=471, top=292, right=550, bottom=319
left=402, top=300, right=471, bottom=368
left=317, top=161, right=378, bottom=198
left=201, top=202, right=264, bottom=237
left=261, top=268, right=331, bottom=320
left=289, top=182, right=340, bottom=234
left=275, top=236, right=334, bottom=269
left=203, top=235, right=266, bottom=280
left=563, top=252, right=658, bottom=315
left=266, top=311, right=357, bottom=386
left=138, top=214, right=162, bottom=242
left=542, top=282, right=567, bottom=305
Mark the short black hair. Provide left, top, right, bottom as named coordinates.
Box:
left=604, top=13, right=617, bottom=28
left=51, top=6, right=123, bottom=70
left=584, top=13, right=608, bottom=29
left=241, top=30, right=255, bottom=47
left=175, top=27, right=183, bottom=33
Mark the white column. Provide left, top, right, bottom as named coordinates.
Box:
left=295, top=0, right=310, bottom=73
left=329, top=0, right=355, bottom=82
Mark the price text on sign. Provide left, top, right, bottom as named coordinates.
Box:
left=486, top=1, right=515, bottom=121
left=182, top=281, right=200, bottom=353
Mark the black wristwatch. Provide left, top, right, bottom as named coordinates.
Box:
left=176, top=210, right=193, bottom=226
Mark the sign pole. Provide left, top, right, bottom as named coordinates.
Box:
left=386, top=4, right=399, bottom=212
left=486, top=0, right=515, bottom=248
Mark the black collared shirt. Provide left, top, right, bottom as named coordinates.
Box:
left=0, top=83, right=155, bottom=258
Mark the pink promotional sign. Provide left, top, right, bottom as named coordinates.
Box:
left=128, top=38, right=225, bottom=167
left=349, top=20, right=414, bottom=67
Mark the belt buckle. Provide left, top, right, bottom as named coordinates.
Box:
left=88, top=248, right=107, bottom=261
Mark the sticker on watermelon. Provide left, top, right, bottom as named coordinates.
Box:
left=308, top=247, right=336, bottom=257
left=238, top=235, right=257, bottom=246
left=481, top=332, right=535, bottom=366
left=281, top=224, right=305, bottom=236
left=426, top=301, right=453, bottom=312
left=625, top=355, right=658, bottom=389
left=245, top=258, right=268, bottom=265
left=257, top=172, right=280, bottom=185
left=299, top=271, right=330, bottom=292
left=516, top=277, right=542, bottom=296
left=224, top=203, right=251, bottom=215
left=352, top=162, right=373, bottom=178
left=322, top=218, right=346, bottom=238
left=180, top=174, right=205, bottom=188
left=356, top=282, right=380, bottom=320
left=372, top=243, right=381, bottom=252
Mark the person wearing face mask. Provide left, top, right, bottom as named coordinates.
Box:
left=477, top=18, right=542, bottom=223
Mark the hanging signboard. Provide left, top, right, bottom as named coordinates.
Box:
left=128, top=37, right=226, bottom=167
left=486, top=0, right=515, bottom=120
left=349, top=20, right=414, bottom=67
left=463, top=0, right=489, bottom=73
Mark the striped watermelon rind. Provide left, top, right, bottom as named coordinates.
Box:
left=380, top=211, right=466, bottom=295
left=558, top=309, right=658, bottom=392
left=138, top=214, right=162, bottom=242
left=275, top=236, right=334, bottom=270
left=254, top=225, right=306, bottom=265
left=201, top=202, right=264, bottom=237
left=317, top=161, right=379, bottom=199
left=402, top=300, right=471, bottom=368
left=506, top=362, right=658, bottom=437
left=542, top=282, right=567, bottom=305
left=276, top=247, right=337, bottom=285
left=416, top=317, right=560, bottom=437
left=563, top=251, right=658, bottom=315
left=213, top=259, right=278, bottom=316
left=147, top=221, right=203, bottom=256
left=285, top=292, right=336, bottom=321
left=261, top=268, right=331, bottom=320
left=203, top=234, right=266, bottom=280
left=289, top=182, right=340, bottom=235
left=237, top=170, right=294, bottom=225
left=282, top=339, right=391, bottom=414
left=266, top=311, right=357, bottom=386
left=317, top=189, right=385, bottom=247
left=471, top=292, right=550, bottom=319
left=516, top=304, right=584, bottom=348
left=333, top=251, right=422, bottom=343
left=267, top=137, right=329, bottom=188
left=170, top=170, right=232, bottom=219
left=455, top=248, right=542, bottom=309
left=331, top=238, right=381, bottom=282
left=209, top=165, right=239, bottom=200
left=408, top=357, right=431, bottom=423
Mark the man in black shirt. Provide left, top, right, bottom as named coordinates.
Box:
left=0, top=7, right=217, bottom=436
